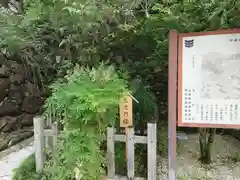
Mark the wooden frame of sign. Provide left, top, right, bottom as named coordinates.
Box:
left=178, top=29, right=240, bottom=128
left=168, top=28, right=240, bottom=180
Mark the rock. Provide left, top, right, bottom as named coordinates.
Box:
left=6, top=60, right=22, bottom=73
left=0, top=78, right=10, bottom=102
left=0, top=100, right=21, bottom=116
left=0, top=54, right=6, bottom=65
left=0, top=85, right=25, bottom=116
left=0, top=78, right=10, bottom=90
left=0, top=133, right=10, bottom=151
left=10, top=73, right=26, bottom=85
left=8, top=53, right=21, bottom=64
left=18, top=114, right=34, bottom=127
left=0, top=120, right=7, bottom=131
left=8, top=85, right=24, bottom=105
left=0, top=116, right=18, bottom=132
left=23, top=81, right=50, bottom=97
left=23, top=82, right=36, bottom=96
left=0, top=64, right=10, bottom=78
left=0, top=129, right=33, bottom=151
left=8, top=129, right=33, bottom=147
left=13, top=64, right=25, bottom=74
left=22, top=95, right=44, bottom=114
left=35, top=88, right=50, bottom=97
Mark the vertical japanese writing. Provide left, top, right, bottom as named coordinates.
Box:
left=192, top=54, right=195, bottom=68
left=119, top=96, right=133, bottom=127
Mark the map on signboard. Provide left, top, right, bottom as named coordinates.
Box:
left=178, top=31, right=240, bottom=127
left=201, top=52, right=240, bottom=100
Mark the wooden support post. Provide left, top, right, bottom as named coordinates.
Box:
left=107, top=127, right=115, bottom=178
left=127, top=128, right=134, bottom=179
left=34, top=116, right=45, bottom=173
left=46, top=116, right=53, bottom=149
left=52, top=122, right=58, bottom=156
left=168, top=30, right=178, bottom=180
left=106, top=126, right=157, bottom=180
left=147, top=123, right=157, bottom=180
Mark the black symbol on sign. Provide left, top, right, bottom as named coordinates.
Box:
left=229, top=38, right=240, bottom=42
left=185, top=40, right=194, bottom=48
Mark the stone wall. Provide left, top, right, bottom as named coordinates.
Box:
left=0, top=55, right=46, bottom=150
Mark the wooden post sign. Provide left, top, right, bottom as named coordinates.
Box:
left=119, top=95, right=133, bottom=127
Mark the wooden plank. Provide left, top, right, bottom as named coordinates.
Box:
left=52, top=122, right=58, bottom=156
left=46, top=116, right=53, bottom=149
left=119, top=96, right=133, bottom=127
left=168, top=30, right=178, bottom=180
left=147, top=123, right=157, bottom=180
left=127, top=128, right=134, bottom=179
left=34, top=116, right=45, bottom=173
left=114, top=134, right=147, bottom=144
left=107, top=127, right=115, bottom=178
left=44, top=129, right=53, bottom=137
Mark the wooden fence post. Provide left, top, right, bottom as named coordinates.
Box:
left=46, top=116, right=53, bottom=149
left=127, top=128, right=134, bottom=179
left=34, top=116, right=45, bottom=173
left=52, top=122, right=58, bottom=156
left=107, top=127, right=115, bottom=178
left=147, top=123, right=157, bottom=180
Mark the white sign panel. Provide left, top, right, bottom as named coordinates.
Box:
left=178, top=30, right=240, bottom=128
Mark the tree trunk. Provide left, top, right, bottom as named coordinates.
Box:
left=199, top=128, right=216, bottom=164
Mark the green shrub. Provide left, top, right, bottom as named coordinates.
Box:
left=12, top=153, right=36, bottom=180
left=12, top=153, right=49, bottom=180
left=44, top=64, right=128, bottom=179
left=115, top=143, right=148, bottom=177
left=115, top=143, right=127, bottom=175
left=157, top=126, right=168, bottom=157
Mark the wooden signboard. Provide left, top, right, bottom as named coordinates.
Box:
left=119, top=96, right=133, bottom=127
left=178, top=29, right=240, bottom=128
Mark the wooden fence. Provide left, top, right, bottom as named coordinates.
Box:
left=107, top=123, right=157, bottom=180
left=33, top=116, right=58, bottom=172
left=33, top=116, right=157, bottom=180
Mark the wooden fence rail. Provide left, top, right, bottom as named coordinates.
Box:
left=33, top=116, right=58, bottom=173
left=34, top=117, right=157, bottom=180
left=107, top=123, right=157, bottom=180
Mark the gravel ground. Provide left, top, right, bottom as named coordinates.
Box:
left=158, top=134, right=240, bottom=180
left=0, top=137, right=34, bottom=180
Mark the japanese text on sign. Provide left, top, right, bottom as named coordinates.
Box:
left=119, top=96, right=133, bottom=127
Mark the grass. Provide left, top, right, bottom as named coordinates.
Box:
left=230, top=151, right=240, bottom=162
left=12, top=153, right=48, bottom=180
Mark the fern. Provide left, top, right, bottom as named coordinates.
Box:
left=44, top=64, right=128, bottom=179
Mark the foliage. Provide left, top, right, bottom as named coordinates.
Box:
left=1, top=0, right=240, bottom=177
left=1, top=0, right=239, bottom=93
left=43, top=64, right=128, bottom=179
left=12, top=153, right=49, bottom=180
left=114, top=143, right=149, bottom=177
left=231, top=151, right=240, bottom=162
left=0, top=0, right=143, bottom=84
left=12, top=153, right=35, bottom=180
left=157, top=126, right=168, bottom=156
left=115, top=143, right=127, bottom=175
left=133, top=81, right=157, bottom=134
